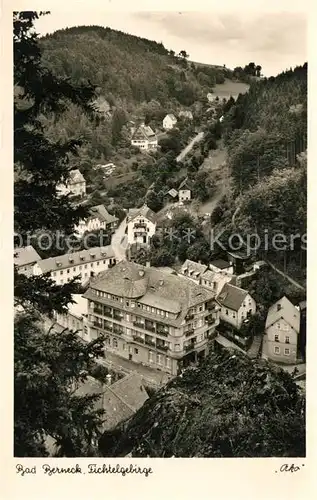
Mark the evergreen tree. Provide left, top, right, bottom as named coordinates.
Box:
left=14, top=11, right=105, bottom=457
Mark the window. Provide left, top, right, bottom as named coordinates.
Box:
left=67, top=277, right=70, bottom=282
left=156, top=354, right=162, bottom=365
left=79, top=266, right=82, bottom=270
left=285, top=336, right=290, bottom=344
left=277, top=323, right=280, bottom=329
left=284, top=348, right=290, bottom=355
left=84, top=264, right=87, bottom=269
left=60, top=270, right=63, bottom=275
left=149, top=351, right=154, bottom=363
left=134, top=348, right=139, bottom=354
left=91, top=263, right=94, bottom=267
left=175, top=344, right=180, bottom=351
left=274, top=334, right=279, bottom=342
left=113, top=338, right=118, bottom=348
left=97, top=261, right=100, bottom=266
left=233, top=313, right=236, bottom=318
left=73, top=267, right=76, bottom=272
left=53, top=272, right=56, bottom=277
left=103, top=260, right=106, bottom=264
left=274, top=346, right=280, bottom=354
left=67, top=269, right=70, bottom=274
left=166, top=357, right=171, bottom=368
left=199, top=306, right=203, bottom=312
left=225, top=309, right=228, bottom=315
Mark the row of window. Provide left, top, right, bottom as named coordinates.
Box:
left=52, top=259, right=110, bottom=277
left=274, top=346, right=291, bottom=355
left=92, top=295, right=173, bottom=318
left=104, top=337, right=171, bottom=367
left=274, top=334, right=290, bottom=343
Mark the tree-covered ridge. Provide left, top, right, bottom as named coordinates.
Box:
left=99, top=349, right=305, bottom=458
left=39, top=25, right=227, bottom=107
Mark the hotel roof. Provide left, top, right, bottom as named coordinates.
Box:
left=14, top=245, right=41, bottom=267
left=35, top=245, right=114, bottom=273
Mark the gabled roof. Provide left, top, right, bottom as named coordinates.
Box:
left=14, top=245, right=41, bottom=267
left=167, top=188, right=178, bottom=198
left=36, top=245, right=114, bottom=273
left=131, top=124, right=156, bottom=141
left=76, top=373, right=149, bottom=431
left=217, top=283, right=250, bottom=311
left=164, top=113, right=177, bottom=122
left=88, top=205, right=118, bottom=224
left=127, top=204, right=157, bottom=224
left=265, top=296, right=300, bottom=333
left=179, top=110, right=193, bottom=119
left=69, top=169, right=85, bottom=184
left=181, top=260, right=207, bottom=278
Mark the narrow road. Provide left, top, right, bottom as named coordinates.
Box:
left=111, top=218, right=128, bottom=262
left=176, top=131, right=204, bottom=163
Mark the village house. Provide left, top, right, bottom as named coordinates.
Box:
left=209, top=259, right=234, bottom=274
left=200, top=269, right=233, bottom=296
left=54, top=293, right=88, bottom=339
left=76, top=373, right=149, bottom=432
left=262, top=296, right=300, bottom=365
left=216, top=282, right=256, bottom=329
left=32, top=245, right=115, bottom=285
left=163, top=113, right=177, bottom=130
left=178, top=177, right=192, bottom=202
left=83, top=260, right=220, bottom=376
left=130, top=122, right=158, bottom=151
left=179, top=110, right=193, bottom=120
left=14, top=245, right=41, bottom=277
left=57, top=169, right=86, bottom=198
left=75, top=204, right=119, bottom=237
left=180, top=260, right=208, bottom=284
left=126, top=204, right=157, bottom=247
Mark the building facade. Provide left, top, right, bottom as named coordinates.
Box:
left=83, top=261, right=220, bottom=376
left=126, top=204, right=157, bottom=247
left=75, top=205, right=118, bottom=237
left=131, top=123, right=158, bottom=151
left=163, top=114, right=177, bottom=130
left=14, top=245, right=41, bottom=277
left=32, top=246, right=115, bottom=285
left=262, top=296, right=300, bottom=364
left=217, top=283, right=256, bottom=329
left=57, top=169, right=86, bottom=197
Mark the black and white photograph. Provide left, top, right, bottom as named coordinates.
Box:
left=12, top=3, right=307, bottom=467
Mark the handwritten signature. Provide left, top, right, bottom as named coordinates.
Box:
left=276, top=463, right=305, bottom=473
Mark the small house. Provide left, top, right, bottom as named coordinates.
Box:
left=163, top=114, right=177, bottom=130
left=178, top=177, right=192, bottom=202
left=131, top=122, right=158, bottom=151
left=216, top=283, right=256, bottom=329
left=14, top=245, right=41, bottom=277
left=262, top=296, right=300, bottom=365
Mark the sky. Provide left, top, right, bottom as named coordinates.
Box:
left=34, top=10, right=307, bottom=77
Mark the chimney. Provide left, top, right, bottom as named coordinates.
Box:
left=106, top=373, right=112, bottom=386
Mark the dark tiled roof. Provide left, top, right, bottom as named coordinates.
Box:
left=132, top=124, right=156, bottom=141
left=76, top=374, right=149, bottom=431
left=217, top=283, right=249, bottom=311
left=210, top=259, right=231, bottom=270
left=181, top=260, right=208, bottom=278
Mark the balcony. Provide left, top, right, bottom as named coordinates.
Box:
left=94, top=307, right=104, bottom=315
left=134, top=223, right=147, bottom=230
left=145, top=339, right=156, bottom=348
left=93, top=321, right=103, bottom=328
left=133, top=321, right=145, bottom=329
left=104, top=309, right=113, bottom=318
left=185, top=328, right=195, bottom=337
left=206, top=301, right=216, bottom=311
left=156, top=344, right=169, bottom=352
left=185, top=313, right=195, bottom=321
left=144, top=323, right=156, bottom=333
left=205, top=315, right=216, bottom=325
left=184, top=343, right=195, bottom=352
left=133, top=335, right=145, bottom=344
left=113, top=313, right=124, bottom=321
left=113, top=326, right=124, bottom=336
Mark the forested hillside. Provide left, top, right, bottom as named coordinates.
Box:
left=212, top=63, right=307, bottom=282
